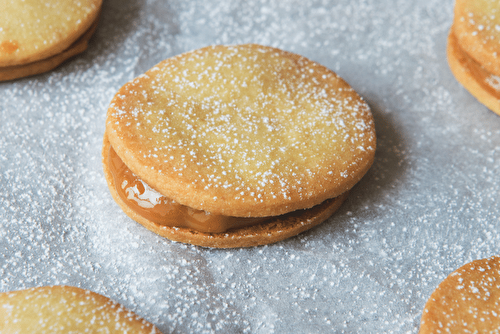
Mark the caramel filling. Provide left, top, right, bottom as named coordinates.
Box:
left=108, top=146, right=269, bottom=233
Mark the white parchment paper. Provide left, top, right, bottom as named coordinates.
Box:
left=1, top=0, right=499, bottom=332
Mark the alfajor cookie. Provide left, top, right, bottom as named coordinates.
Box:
left=103, top=44, right=376, bottom=248
left=0, top=0, right=102, bottom=81
left=0, top=285, right=160, bottom=333
left=419, top=255, right=500, bottom=333
left=448, top=0, right=500, bottom=115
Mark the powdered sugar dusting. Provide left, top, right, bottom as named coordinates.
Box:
left=486, top=75, right=500, bottom=91
left=0, top=0, right=499, bottom=333
left=460, top=1, right=500, bottom=46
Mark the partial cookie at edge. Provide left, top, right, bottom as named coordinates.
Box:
left=447, top=30, right=500, bottom=116
left=453, top=0, right=500, bottom=76
left=0, top=0, right=102, bottom=67
left=0, top=285, right=160, bottom=333
left=419, top=255, right=500, bottom=333
left=0, top=17, right=99, bottom=81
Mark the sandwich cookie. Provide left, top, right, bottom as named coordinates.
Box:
left=0, top=0, right=102, bottom=81
left=103, top=44, right=376, bottom=248
left=419, top=255, right=500, bottom=333
left=448, top=0, right=500, bottom=115
left=0, top=285, right=160, bottom=333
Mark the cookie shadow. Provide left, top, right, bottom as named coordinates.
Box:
left=41, top=0, right=182, bottom=79
left=93, top=0, right=182, bottom=77
left=347, top=95, right=409, bottom=209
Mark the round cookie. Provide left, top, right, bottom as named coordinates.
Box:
left=0, top=285, right=160, bottom=333
left=0, top=0, right=102, bottom=81
left=103, top=44, right=376, bottom=247
left=419, top=256, right=500, bottom=333
left=453, top=0, right=500, bottom=76
left=447, top=30, right=500, bottom=116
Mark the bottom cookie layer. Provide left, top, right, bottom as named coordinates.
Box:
left=102, top=135, right=349, bottom=248
left=447, top=29, right=500, bottom=116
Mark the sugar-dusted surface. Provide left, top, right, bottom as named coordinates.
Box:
left=106, top=44, right=375, bottom=217
left=0, top=0, right=499, bottom=333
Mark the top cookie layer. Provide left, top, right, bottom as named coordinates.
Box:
left=106, top=44, right=376, bottom=217
left=453, top=0, right=500, bottom=76
left=0, top=0, right=102, bottom=67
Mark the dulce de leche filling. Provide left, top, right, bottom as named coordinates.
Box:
left=108, top=146, right=269, bottom=233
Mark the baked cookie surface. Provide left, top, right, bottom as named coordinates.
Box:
left=106, top=44, right=376, bottom=218
left=0, top=285, right=160, bottom=333
left=419, top=256, right=500, bottom=333
left=453, top=0, right=500, bottom=76
left=0, top=0, right=102, bottom=80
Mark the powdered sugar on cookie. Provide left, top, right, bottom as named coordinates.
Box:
left=106, top=44, right=375, bottom=217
